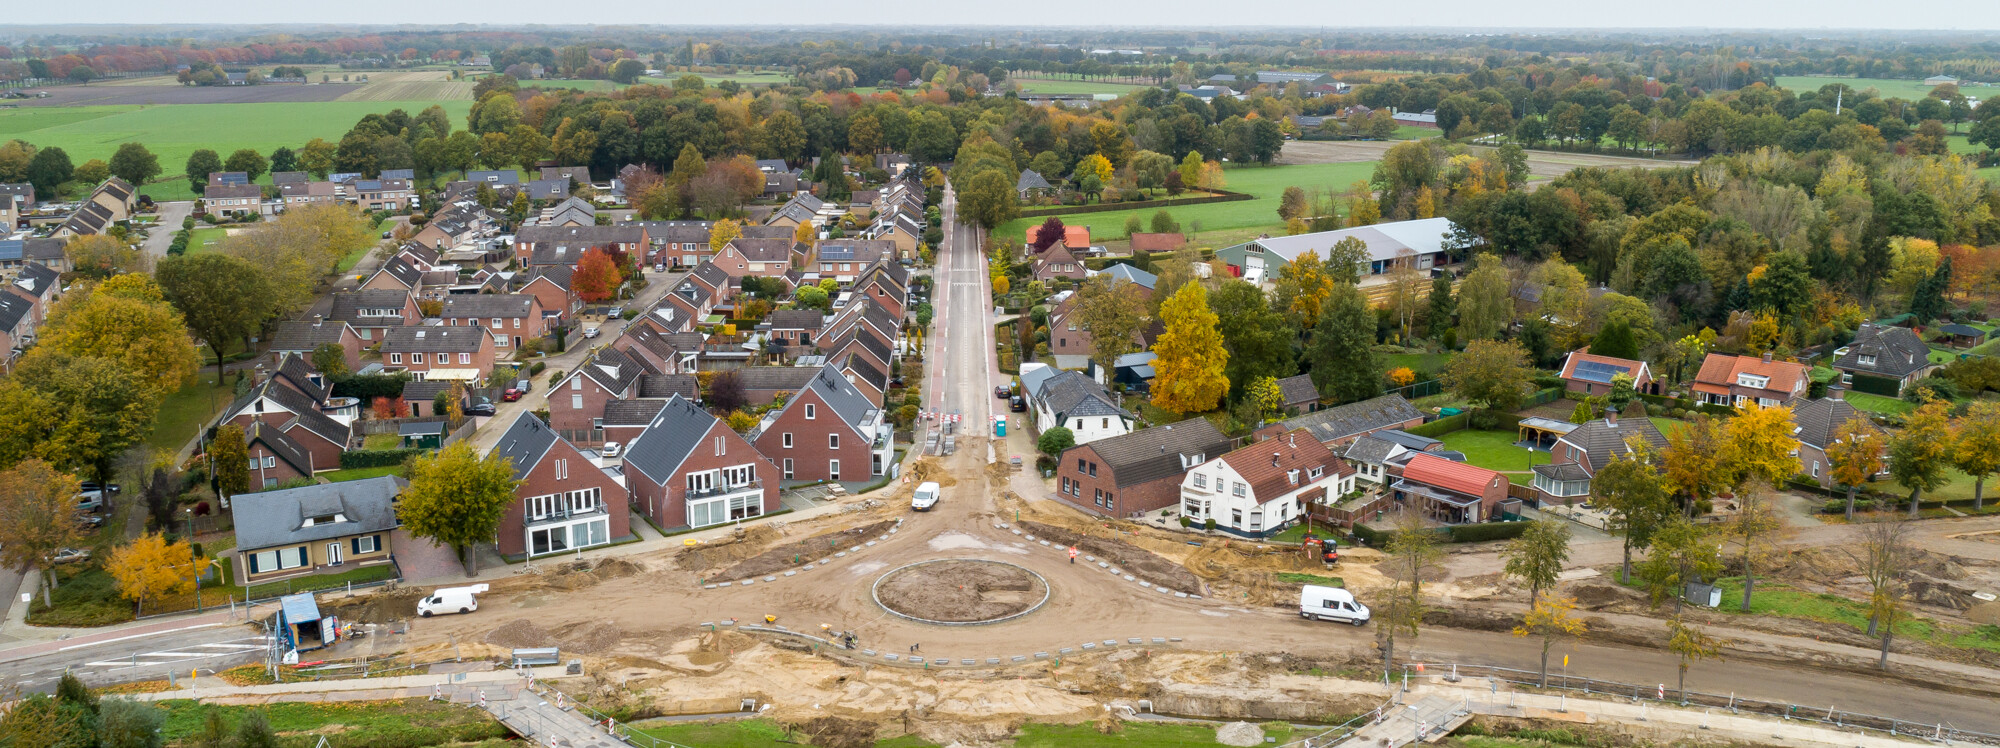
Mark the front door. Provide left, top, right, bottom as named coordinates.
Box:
left=326, top=542, right=343, bottom=566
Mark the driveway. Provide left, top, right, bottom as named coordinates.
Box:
left=138, top=201, right=194, bottom=259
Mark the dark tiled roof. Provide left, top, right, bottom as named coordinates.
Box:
left=689, top=261, right=730, bottom=290
left=1557, top=417, right=1668, bottom=473
left=1342, top=435, right=1399, bottom=465
left=1067, top=418, right=1231, bottom=489
left=1276, top=374, right=1319, bottom=406
left=231, top=476, right=404, bottom=552
left=268, top=318, right=354, bottom=350
left=0, top=292, right=34, bottom=333
left=1276, top=395, right=1424, bottom=444
left=1532, top=462, right=1593, bottom=482
left=370, top=257, right=422, bottom=290
left=773, top=365, right=878, bottom=435
left=726, top=238, right=799, bottom=263
left=1835, top=324, right=1933, bottom=378
left=735, top=366, right=820, bottom=392
left=830, top=331, right=893, bottom=369
left=603, top=399, right=669, bottom=426
left=401, top=380, right=453, bottom=403
left=623, top=395, right=719, bottom=485
left=439, top=294, right=535, bottom=319
left=1035, top=370, right=1130, bottom=419
left=576, top=347, right=645, bottom=395
left=12, top=262, right=60, bottom=299
left=380, top=326, right=487, bottom=354
left=841, top=353, right=887, bottom=392
left=1791, top=397, right=1863, bottom=451
left=638, top=373, right=698, bottom=400
left=815, top=239, right=894, bottom=265
left=330, top=290, right=412, bottom=323
left=526, top=264, right=574, bottom=292
left=490, top=412, right=561, bottom=480
left=244, top=421, right=314, bottom=475
left=274, top=354, right=330, bottom=403
left=768, top=310, right=825, bottom=331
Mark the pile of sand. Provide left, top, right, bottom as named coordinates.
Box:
left=484, top=618, right=554, bottom=649
left=1215, top=721, right=1264, bottom=747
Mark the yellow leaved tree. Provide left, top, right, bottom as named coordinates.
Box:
left=107, top=533, right=207, bottom=615
left=709, top=218, right=742, bottom=251
left=1722, top=401, right=1800, bottom=489
left=1149, top=282, right=1229, bottom=417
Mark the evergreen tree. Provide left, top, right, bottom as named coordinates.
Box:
left=1591, top=319, right=1639, bottom=359
left=1308, top=285, right=1380, bottom=404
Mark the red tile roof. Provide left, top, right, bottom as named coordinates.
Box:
left=1401, top=453, right=1503, bottom=497
left=1219, top=429, right=1350, bottom=500
left=1028, top=225, right=1091, bottom=249
left=1692, top=353, right=1809, bottom=401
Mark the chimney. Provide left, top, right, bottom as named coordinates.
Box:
left=1762, top=351, right=1773, bottom=363
left=1605, top=410, right=1617, bottom=427
left=1287, top=433, right=1296, bottom=447
left=1829, top=387, right=1845, bottom=401
left=312, top=314, right=323, bottom=327
left=1271, top=454, right=1281, bottom=467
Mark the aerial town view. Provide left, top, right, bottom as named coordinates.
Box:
left=5, top=6, right=2000, bottom=748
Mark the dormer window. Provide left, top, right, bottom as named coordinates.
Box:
left=1737, top=374, right=1769, bottom=389
left=1858, top=354, right=1877, bottom=367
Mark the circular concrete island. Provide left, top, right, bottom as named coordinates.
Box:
left=872, top=559, right=1050, bottom=625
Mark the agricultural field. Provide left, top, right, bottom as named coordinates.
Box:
left=1012, top=78, right=1150, bottom=96
left=1774, top=75, right=1985, bottom=101
left=0, top=99, right=474, bottom=201
left=996, top=160, right=1377, bottom=248
left=336, top=70, right=476, bottom=101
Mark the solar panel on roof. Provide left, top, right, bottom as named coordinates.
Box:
left=1571, top=360, right=1632, bottom=384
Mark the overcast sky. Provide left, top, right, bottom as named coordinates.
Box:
left=10, top=0, right=2000, bottom=31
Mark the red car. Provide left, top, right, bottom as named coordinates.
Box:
left=502, top=387, right=523, bottom=402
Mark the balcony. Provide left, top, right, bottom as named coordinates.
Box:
left=673, top=479, right=763, bottom=502
left=525, top=502, right=605, bottom=525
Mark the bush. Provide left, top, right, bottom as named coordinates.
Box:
left=1849, top=372, right=1903, bottom=397
left=529, top=361, right=546, bottom=375
left=1407, top=413, right=1468, bottom=437
left=338, top=448, right=425, bottom=469
left=1351, top=523, right=1385, bottom=545
left=1447, top=521, right=1532, bottom=543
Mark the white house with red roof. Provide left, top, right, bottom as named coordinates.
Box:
left=1691, top=352, right=1809, bottom=408
left=1177, top=428, right=1356, bottom=538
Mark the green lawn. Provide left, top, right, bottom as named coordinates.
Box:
left=1649, top=416, right=1688, bottom=438
left=237, top=562, right=396, bottom=601
left=1011, top=78, right=1150, bottom=96
left=148, top=375, right=238, bottom=452
left=996, top=161, right=1378, bottom=247
left=1392, top=124, right=1440, bottom=140
left=186, top=226, right=229, bottom=253
left=1774, top=75, right=1968, bottom=101
left=632, top=718, right=937, bottom=748
left=1275, top=572, right=1345, bottom=586
left=322, top=465, right=404, bottom=483
left=1981, top=165, right=2000, bottom=184
left=0, top=99, right=474, bottom=201
left=157, top=698, right=511, bottom=748
left=1844, top=391, right=1915, bottom=415
left=1016, top=722, right=1297, bottom=747
left=1707, top=577, right=2000, bottom=655
left=1382, top=350, right=1455, bottom=375
left=1438, top=429, right=1539, bottom=473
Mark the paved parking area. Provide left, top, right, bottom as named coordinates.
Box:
left=393, top=528, right=468, bottom=583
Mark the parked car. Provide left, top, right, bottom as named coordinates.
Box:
left=53, top=548, right=90, bottom=564
left=609, top=305, right=625, bottom=318
left=502, top=387, right=522, bottom=402
left=75, top=491, right=105, bottom=513
left=417, top=584, right=489, bottom=617
left=466, top=397, right=497, bottom=417
left=994, top=386, right=1010, bottom=399
left=78, top=481, right=120, bottom=494
left=602, top=442, right=623, bottom=458
left=1299, top=585, right=1369, bottom=626
left=1010, top=395, right=1026, bottom=412
left=514, top=379, right=532, bottom=394
left=75, top=513, right=104, bottom=528
left=583, top=324, right=601, bottom=339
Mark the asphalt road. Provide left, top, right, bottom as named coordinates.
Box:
left=0, top=622, right=269, bottom=693
left=138, top=201, right=194, bottom=259
left=930, top=184, right=994, bottom=428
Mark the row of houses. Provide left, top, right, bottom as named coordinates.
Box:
left=203, top=171, right=419, bottom=218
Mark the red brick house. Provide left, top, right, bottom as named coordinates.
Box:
left=750, top=365, right=894, bottom=482
left=824, top=331, right=894, bottom=378
left=852, top=261, right=910, bottom=320
left=615, top=325, right=705, bottom=374
left=712, top=238, right=802, bottom=280
left=1692, top=353, right=1810, bottom=408
left=1054, top=418, right=1232, bottom=518
left=329, top=289, right=422, bottom=343
left=514, top=224, right=648, bottom=268
left=1792, top=395, right=1873, bottom=487
left=766, top=310, right=826, bottom=348
left=437, top=294, right=547, bottom=353
left=1535, top=413, right=1671, bottom=504
left=687, top=262, right=734, bottom=305
left=489, top=412, right=632, bottom=558
left=268, top=318, right=366, bottom=373
left=1033, top=242, right=1087, bottom=283
left=547, top=347, right=651, bottom=434
left=1558, top=347, right=1657, bottom=396
left=1392, top=453, right=1510, bottom=524
left=837, top=354, right=888, bottom=407
left=379, top=326, right=497, bottom=382
left=520, top=265, right=582, bottom=323
left=820, top=297, right=899, bottom=353
left=242, top=421, right=314, bottom=488
left=621, top=395, right=780, bottom=531
left=222, top=378, right=353, bottom=476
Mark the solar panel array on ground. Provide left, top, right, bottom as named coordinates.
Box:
left=1571, top=360, right=1632, bottom=384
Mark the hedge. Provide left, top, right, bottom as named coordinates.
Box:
left=331, top=373, right=414, bottom=402
left=1447, top=521, right=1532, bottom=543
left=339, top=448, right=426, bottom=469
left=1520, top=386, right=1563, bottom=409
left=1849, top=372, right=1903, bottom=397
left=1015, top=188, right=1254, bottom=219
left=1407, top=413, right=1469, bottom=438
left=1637, top=392, right=1734, bottom=417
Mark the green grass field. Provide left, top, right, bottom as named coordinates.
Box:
left=1774, top=76, right=1969, bottom=101
left=1844, top=391, right=1915, bottom=415
left=147, top=375, right=237, bottom=452
left=0, top=100, right=474, bottom=201
left=1438, top=429, right=1540, bottom=473
left=1012, top=78, right=1149, bottom=96
left=997, top=161, right=1377, bottom=247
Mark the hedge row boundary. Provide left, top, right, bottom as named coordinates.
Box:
left=339, top=448, right=426, bottom=469
left=1016, top=188, right=1255, bottom=219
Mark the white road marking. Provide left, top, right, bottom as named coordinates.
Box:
left=192, top=643, right=265, bottom=650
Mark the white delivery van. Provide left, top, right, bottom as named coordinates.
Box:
left=911, top=481, right=941, bottom=511
left=418, top=584, right=489, bottom=617
left=1299, top=585, right=1369, bottom=626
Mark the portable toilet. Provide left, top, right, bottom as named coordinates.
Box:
left=994, top=415, right=1007, bottom=437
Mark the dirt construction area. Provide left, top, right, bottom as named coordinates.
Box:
left=325, top=432, right=2000, bottom=741
left=873, top=560, right=1047, bottom=623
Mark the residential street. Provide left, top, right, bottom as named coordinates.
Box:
left=137, top=200, right=194, bottom=259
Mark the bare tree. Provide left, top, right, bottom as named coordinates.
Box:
left=1724, top=480, right=1787, bottom=612
left=1849, top=518, right=1914, bottom=670
left=1377, top=508, right=1442, bottom=677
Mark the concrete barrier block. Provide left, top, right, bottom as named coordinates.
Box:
left=1098, top=562, right=1109, bottom=568
left=835, top=551, right=848, bottom=557
left=1085, top=555, right=1096, bottom=562
left=961, top=659, right=975, bottom=666
left=1039, top=540, right=1049, bottom=546
left=1025, top=535, right=1035, bottom=542
left=863, top=650, right=878, bottom=657
left=1155, top=586, right=1171, bottom=594
left=889, top=528, right=898, bottom=534
left=802, top=565, right=815, bottom=571
left=699, top=622, right=713, bottom=627
left=1152, top=638, right=1166, bottom=644
left=718, top=582, right=732, bottom=587
left=703, top=585, right=717, bottom=590
left=1103, top=640, right=1118, bottom=647
left=997, top=523, right=1009, bottom=529
left=1034, top=652, right=1050, bottom=659
left=784, top=571, right=796, bottom=577
left=1011, top=655, right=1026, bottom=663
left=1060, top=648, right=1074, bottom=654
left=1174, top=592, right=1187, bottom=598
left=1128, top=638, right=1142, bottom=644
left=987, top=657, right=1001, bottom=665
left=764, top=576, right=777, bottom=582
left=1127, top=576, right=1138, bottom=582
left=885, top=654, right=900, bottom=661
left=866, top=541, right=877, bottom=547
left=717, top=620, right=733, bottom=626
left=740, top=580, right=754, bottom=586
left=1168, top=637, right=1182, bottom=643
left=1080, top=643, right=1096, bottom=650
left=1190, top=595, right=1203, bottom=600
left=1011, top=529, right=1022, bottom=535
left=933, top=658, right=949, bottom=666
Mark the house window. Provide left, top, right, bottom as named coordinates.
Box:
left=1231, top=508, right=1243, bottom=527
left=1193, top=474, right=1206, bottom=489
left=782, top=458, right=794, bottom=479
left=715, top=436, right=726, bottom=456
left=459, top=353, right=471, bottom=364
left=1812, top=460, right=1820, bottom=478
left=571, top=394, right=583, bottom=409
left=829, top=459, right=841, bottom=480
left=263, top=456, right=276, bottom=469
left=354, top=535, right=379, bottom=554
left=1104, top=493, right=1114, bottom=510
left=1077, top=458, right=1087, bottom=472
left=1859, top=354, right=1877, bottom=367
left=391, top=353, right=403, bottom=364
left=782, top=433, right=794, bottom=448
left=493, top=317, right=503, bottom=327
left=436, top=353, right=449, bottom=364
left=571, top=377, right=582, bottom=390
left=1101, top=418, right=1108, bottom=429
left=724, top=465, right=754, bottom=487
left=805, top=404, right=816, bottom=420
left=1233, top=481, right=1246, bottom=497
left=1087, top=462, right=1097, bottom=477
left=1309, top=467, right=1324, bottom=479
left=829, top=433, right=840, bottom=449
left=686, top=470, right=716, bottom=494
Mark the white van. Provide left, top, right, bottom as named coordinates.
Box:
left=417, top=584, right=489, bottom=617
left=1299, top=585, right=1369, bottom=626
left=911, top=481, right=941, bottom=511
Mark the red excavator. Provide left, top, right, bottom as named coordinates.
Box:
left=1302, top=533, right=1339, bottom=566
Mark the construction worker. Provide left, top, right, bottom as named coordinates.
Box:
left=1068, top=546, right=1078, bottom=564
